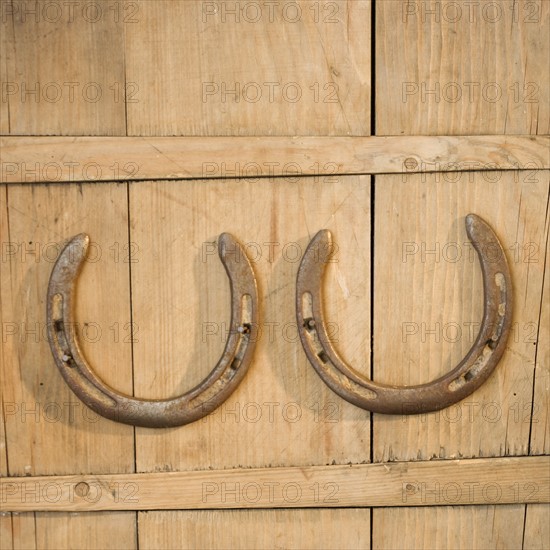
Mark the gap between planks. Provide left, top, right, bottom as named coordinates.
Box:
left=0, top=456, right=548, bottom=512
left=0, top=135, right=548, bottom=184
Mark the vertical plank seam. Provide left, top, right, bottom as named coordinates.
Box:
left=2, top=184, right=12, bottom=477
left=522, top=186, right=550, bottom=549
left=370, top=0, right=376, bottom=548
left=122, top=20, right=139, bottom=547
left=527, top=188, right=550, bottom=456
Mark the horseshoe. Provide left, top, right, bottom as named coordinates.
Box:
left=47, top=233, right=258, bottom=428
left=296, top=214, right=513, bottom=415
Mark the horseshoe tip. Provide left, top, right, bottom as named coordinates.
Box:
left=218, top=232, right=237, bottom=256
left=312, top=229, right=332, bottom=245
left=465, top=213, right=488, bottom=240
left=63, top=233, right=90, bottom=262
left=74, top=233, right=90, bottom=248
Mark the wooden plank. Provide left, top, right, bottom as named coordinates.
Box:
left=0, top=513, right=14, bottom=550
left=34, top=512, right=136, bottom=550
left=1, top=184, right=135, bottom=476
left=376, top=0, right=549, bottom=135
left=0, top=135, right=547, bottom=183
left=128, top=176, right=371, bottom=472
left=0, top=184, right=15, bottom=550
left=525, top=246, right=550, bottom=550
left=374, top=2, right=549, bottom=548
left=2, top=513, right=36, bottom=550
left=0, top=0, right=127, bottom=135
left=373, top=505, right=525, bottom=550
left=372, top=172, right=548, bottom=462
left=0, top=184, right=137, bottom=546
left=138, top=509, right=369, bottom=550
left=529, top=232, right=550, bottom=456
left=0, top=2, right=14, bottom=134
left=523, top=504, right=550, bottom=549
left=125, top=2, right=372, bottom=546
left=0, top=456, right=547, bottom=512
left=0, top=186, right=9, bottom=478
left=124, top=0, right=371, bottom=136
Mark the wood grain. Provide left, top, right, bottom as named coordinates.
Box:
left=34, top=512, right=136, bottom=550
left=372, top=505, right=525, bottom=550
left=523, top=504, right=550, bottom=549
left=0, top=135, right=547, bottom=183
left=0, top=183, right=137, bottom=546
left=1, top=456, right=547, bottom=512
left=376, top=0, right=549, bottom=135
left=124, top=0, right=371, bottom=136
left=138, top=509, right=369, bottom=550
left=128, top=175, right=371, bottom=472
left=1, top=0, right=548, bottom=547
left=374, top=2, right=549, bottom=548
left=0, top=0, right=127, bottom=135
left=372, top=172, right=548, bottom=461
left=525, top=248, right=550, bottom=550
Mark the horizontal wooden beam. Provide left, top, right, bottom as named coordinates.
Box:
left=1, top=135, right=547, bottom=184
left=0, top=456, right=547, bottom=512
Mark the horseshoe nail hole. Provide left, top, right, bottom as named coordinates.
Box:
left=61, top=353, right=76, bottom=367
left=238, top=323, right=251, bottom=335
left=54, top=320, right=64, bottom=332
left=302, top=292, right=314, bottom=319
left=317, top=351, right=329, bottom=364
left=495, top=272, right=505, bottom=290
left=74, top=482, right=89, bottom=497
left=487, top=338, right=498, bottom=350
left=52, top=293, right=63, bottom=320
left=230, top=358, right=241, bottom=370
left=240, top=294, right=252, bottom=325
left=303, top=318, right=316, bottom=331
left=464, top=370, right=474, bottom=382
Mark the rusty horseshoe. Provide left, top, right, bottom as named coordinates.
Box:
left=47, top=233, right=258, bottom=428
left=296, top=214, right=513, bottom=415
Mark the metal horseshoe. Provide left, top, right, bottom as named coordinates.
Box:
left=47, top=233, right=258, bottom=428
left=296, top=214, right=513, bottom=415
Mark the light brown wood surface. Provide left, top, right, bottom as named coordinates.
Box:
left=0, top=0, right=126, bottom=135
left=1, top=135, right=547, bottom=183
left=373, top=1, right=549, bottom=549
left=138, top=509, right=368, bottom=550
left=124, top=0, right=371, bottom=136
left=1, top=0, right=548, bottom=548
left=128, top=175, right=371, bottom=472
left=376, top=0, right=549, bottom=135
left=1, top=456, right=548, bottom=512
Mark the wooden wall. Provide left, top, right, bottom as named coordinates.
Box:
left=1, top=1, right=548, bottom=548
